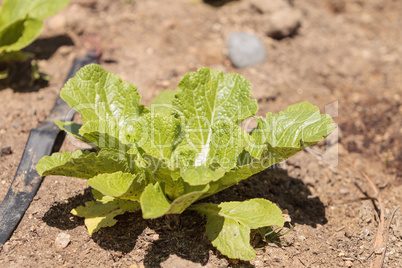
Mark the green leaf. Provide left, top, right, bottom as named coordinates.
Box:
left=181, top=166, right=225, bottom=186
left=140, top=183, right=170, bottom=218
left=87, top=171, right=148, bottom=201
left=149, top=89, right=177, bottom=114
left=0, top=18, right=43, bottom=53
left=0, top=0, right=70, bottom=25
left=247, top=102, right=335, bottom=160
left=172, top=67, right=258, bottom=165
left=0, top=0, right=70, bottom=53
left=190, top=199, right=284, bottom=261
left=36, top=150, right=85, bottom=176
left=206, top=121, right=249, bottom=169
left=140, top=182, right=209, bottom=219
left=71, top=197, right=140, bottom=235
left=35, top=66, right=335, bottom=262
left=60, top=64, right=149, bottom=146
left=55, top=121, right=89, bottom=143
left=36, top=148, right=137, bottom=179
left=130, top=113, right=183, bottom=162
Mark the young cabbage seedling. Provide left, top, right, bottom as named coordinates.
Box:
left=37, top=65, right=334, bottom=261
left=0, top=0, right=70, bottom=82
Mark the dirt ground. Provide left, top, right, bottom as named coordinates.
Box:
left=0, top=0, right=401, bottom=267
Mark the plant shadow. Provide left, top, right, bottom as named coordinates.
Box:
left=203, top=0, right=240, bottom=7
left=0, top=34, right=74, bottom=92
left=42, top=188, right=92, bottom=230
left=23, top=34, right=74, bottom=60
left=42, top=167, right=326, bottom=266
left=205, top=166, right=327, bottom=227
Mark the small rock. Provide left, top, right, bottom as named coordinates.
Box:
left=298, top=235, right=306, bottom=241
left=360, top=228, right=370, bottom=238
left=12, top=122, right=19, bottom=129
left=160, top=254, right=202, bottom=268
left=0, top=145, right=12, bottom=156
left=58, top=46, right=74, bottom=56
left=227, top=32, right=266, bottom=68
left=339, top=188, right=349, bottom=195
left=55, top=232, right=71, bottom=249
left=27, top=108, right=37, bottom=116
left=267, top=8, right=301, bottom=40
left=283, top=213, right=291, bottom=223
left=391, top=219, right=402, bottom=238
left=250, top=0, right=289, bottom=14
left=345, top=260, right=353, bottom=267
left=358, top=200, right=375, bottom=226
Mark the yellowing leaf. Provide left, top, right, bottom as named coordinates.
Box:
left=71, top=198, right=140, bottom=235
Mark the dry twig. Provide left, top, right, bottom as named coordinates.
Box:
left=380, top=206, right=400, bottom=267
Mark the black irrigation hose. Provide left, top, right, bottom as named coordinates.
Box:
left=0, top=51, right=98, bottom=250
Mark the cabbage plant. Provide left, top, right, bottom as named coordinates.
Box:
left=37, top=65, right=334, bottom=260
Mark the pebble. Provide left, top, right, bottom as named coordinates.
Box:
left=55, top=232, right=71, bottom=249
left=298, top=235, right=306, bottom=241
left=345, top=260, right=353, bottom=267
left=339, top=188, right=349, bottom=195
left=249, top=0, right=301, bottom=40
left=358, top=201, right=375, bottom=226
left=227, top=32, right=266, bottom=68
left=360, top=228, right=370, bottom=238
left=267, top=8, right=301, bottom=40
left=12, top=122, right=19, bottom=129
left=27, top=108, right=37, bottom=116
left=160, top=254, right=202, bottom=268
left=250, top=0, right=289, bottom=14
left=0, top=145, right=12, bottom=157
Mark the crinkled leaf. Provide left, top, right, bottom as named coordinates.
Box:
left=247, top=102, right=335, bottom=160
left=149, top=89, right=177, bottom=114
left=36, top=150, right=85, bottom=176
left=87, top=171, right=148, bottom=201
left=190, top=199, right=284, bottom=261
left=71, top=197, right=140, bottom=235
left=60, top=64, right=148, bottom=146
left=79, top=121, right=132, bottom=150
left=172, top=67, right=258, bottom=165
left=206, top=121, right=249, bottom=169
left=130, top=114, right=183, bottom=163
left=140, top=182, right=209, bottom=219
left=36, top=148, right=137, bottom=179
left=56, top=120, right=132, bottom=151
left=55, top=120, right=127, bottom=150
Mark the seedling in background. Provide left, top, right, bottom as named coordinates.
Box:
left=258, top=226, right=294, bottom=244
left=0, top=0, right=70, bottom=84
left=37, top=65, right=334, bottom=261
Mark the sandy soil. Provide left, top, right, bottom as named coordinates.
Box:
left=0, top=0, right=401, bottom=267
